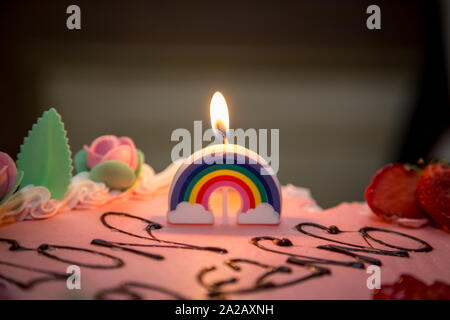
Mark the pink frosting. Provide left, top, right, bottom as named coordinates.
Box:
left=0, top=162, right=179, bottom=224
left=0, top=152, right=17, bottom=200
left=0, top=159, right=319, bottom=224
left=84, top=135, right=138, bottom=171
left=1, top=185, right=448, bottom=300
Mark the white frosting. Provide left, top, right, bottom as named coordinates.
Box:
left=282, top=183, right=312, bottom=198
left=281, top=184, right=322, bottom=213
left=360, top=202, right=430, bottom=228
left=0, top=163, right=181, bottom=224
left=392, top=217, right=430, bottom=228
left=131, top=160, right=182, bottom=199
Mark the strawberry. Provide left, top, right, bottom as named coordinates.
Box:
left=416, top=163, right=450, bottom=232
left=373, top=274, right=450, bottom=300
left=365, top=164, right=427, bottom=221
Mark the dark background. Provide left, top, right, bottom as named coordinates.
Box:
left=0, top=0, right=448, bottom=207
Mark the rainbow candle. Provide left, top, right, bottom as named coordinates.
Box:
left=167, top=144, right=281, bottom=225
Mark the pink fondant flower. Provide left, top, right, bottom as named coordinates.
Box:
left=0, top=152, right=18, bottom=201
left=84, top=135, right=138, bottom=171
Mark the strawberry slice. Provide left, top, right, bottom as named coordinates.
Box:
left=416, top=163, right=450, bottom=232
left=365, top=164, right=427, bottom=221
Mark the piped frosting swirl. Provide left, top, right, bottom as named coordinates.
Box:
left=0, top=162, right=182, bottom=224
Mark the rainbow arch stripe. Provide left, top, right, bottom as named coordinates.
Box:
left=168, top=145, right=281, bottom=223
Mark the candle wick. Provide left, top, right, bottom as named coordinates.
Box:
left=219, top=130, right=228, bottom=144
left=215, top=121, right=228, bottom=144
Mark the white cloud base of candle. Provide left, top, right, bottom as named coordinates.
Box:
left=167, top=202, right=214, bottom=224
left=167, top=201, right=280, bottom=225
left=237, top=203, right=280, bottom=225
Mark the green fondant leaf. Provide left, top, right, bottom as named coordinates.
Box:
left=16, top=108, right=73, bottom=200
left=0, top=170, right=24, bottom=206
left=134, top=149, right=145, bottom=178
left=74, top=149, right=89, bottom=173
left=89, top=160, right=136, bottom=191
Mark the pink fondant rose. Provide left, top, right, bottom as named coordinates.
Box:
left=84, top=135, right=138, bottom=171
left=0, top=152, right=18, bottom=201
left=75, top=135, right=144, bottom=190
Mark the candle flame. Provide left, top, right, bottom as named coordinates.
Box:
left=210, top=92, right=230, bottom=135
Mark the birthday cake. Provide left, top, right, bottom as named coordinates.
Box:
left=0, top=109, right=449, bottom=300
